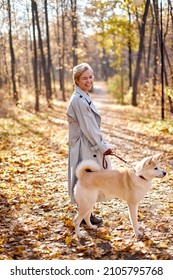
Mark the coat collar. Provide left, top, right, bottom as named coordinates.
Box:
left=74, top=86, right=100, bottom=116
left=74, top=86, right=92, bottom=103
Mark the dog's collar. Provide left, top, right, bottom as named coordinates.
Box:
left=138, top=175, right=148, bottom=181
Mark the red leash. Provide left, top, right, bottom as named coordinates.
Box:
left=102, top=152, right=134, bottom=170
left=103, top=152, right=148, bottom=180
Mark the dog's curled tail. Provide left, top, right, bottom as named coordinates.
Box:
left=76, top=159, right=101, bottom=179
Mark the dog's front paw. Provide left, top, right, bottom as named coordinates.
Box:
left=75, top=229, right=84, bottom=239
left=137, top=230, right=143, bottom=237
left=135, top=229, right=144, bottom=239
left=77, top=232, right=85, bottom=239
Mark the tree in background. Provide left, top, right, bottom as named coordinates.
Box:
left=70, top=0, right=78, bottom=66
left=7, top=0, right=18, bottom=104
left=31, top=0, right=39, bottom=111
left=132, top=0, right=150, bottom=106
left=45, top=0, right=52, bottom=103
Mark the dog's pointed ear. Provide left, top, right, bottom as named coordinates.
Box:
left=137, top=156, right=153, bottom=168
left=153, top=153, right=162, bottom=162
left=145, top=156, right=153, bottom=166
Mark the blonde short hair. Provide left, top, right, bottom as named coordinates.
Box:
left=72, top=63, right=94, bottom=85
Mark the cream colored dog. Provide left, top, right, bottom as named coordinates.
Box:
left=74, top=154, right=166, bottom=238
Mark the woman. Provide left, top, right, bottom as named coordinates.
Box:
left=66, top=63, right=112, bottom=223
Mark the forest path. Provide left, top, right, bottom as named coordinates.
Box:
left=0, top=81, right=172, bottom=260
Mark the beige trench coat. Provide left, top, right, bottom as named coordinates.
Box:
left=66, top=86, right=111, bottom=203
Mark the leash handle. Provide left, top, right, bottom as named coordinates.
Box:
left=102, top=154, right=108, bottom=169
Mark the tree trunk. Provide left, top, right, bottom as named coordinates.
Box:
left=7, top=0, right=18, bottom=104
left=145, top=6, right=154, bottom=84
left=127, top=4, right=132, bottom=88
left=1, top=37, right=10, bottom=93
left=61, top=0, right=66, bottom=101
left=164, top=1, right=173, bottom=113
left=132, top=0, right=150, bottom=106
left=56, top=0, right=63, bottom=93
left=153, top=0, right=167, bottom=119
left=70, top=0, right=78, bottom=66
left=33, top=0, right=50, bottom=104
left=31, top=0, right=39, bottom=112
left=44, top=0, right=52, bottom=101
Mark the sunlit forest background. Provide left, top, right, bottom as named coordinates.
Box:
left=0, top=0, right=173, bottom=119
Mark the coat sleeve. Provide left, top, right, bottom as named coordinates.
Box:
left=72, top=96, right=109, bottom=154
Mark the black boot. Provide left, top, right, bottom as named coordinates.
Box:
left=81, top=213, right=102, bottom=225
left=90, top=213, right=102, bottom=224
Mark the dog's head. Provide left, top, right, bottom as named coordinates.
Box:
left=134, top=153, right=166, bottom=181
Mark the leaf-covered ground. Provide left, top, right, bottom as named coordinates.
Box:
left=0, top=82, right=173, bottom=260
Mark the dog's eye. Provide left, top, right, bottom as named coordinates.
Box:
left=154, top=167, right=158, bottom=170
